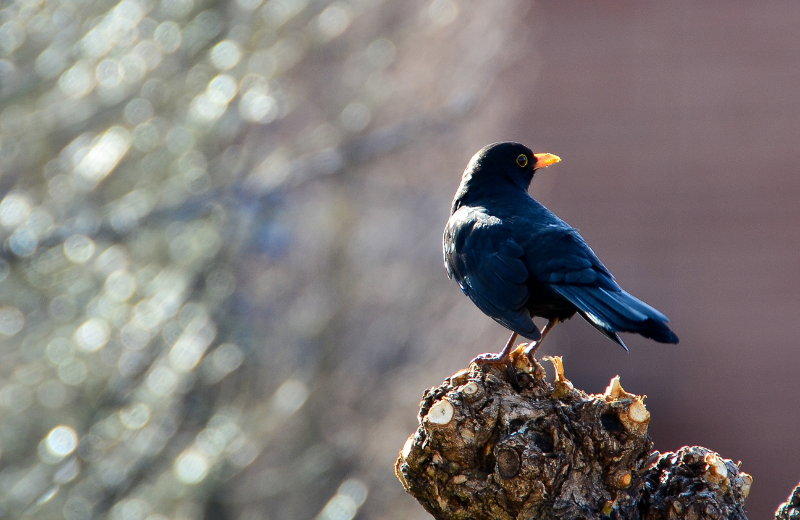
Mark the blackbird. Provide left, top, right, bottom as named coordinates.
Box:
left=443, top=142, right=678, bottom=366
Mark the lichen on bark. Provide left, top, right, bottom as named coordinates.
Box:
left=395, top=358, right=752, bottom=519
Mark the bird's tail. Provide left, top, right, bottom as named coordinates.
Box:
left=551, top=285, right=679, bottom=350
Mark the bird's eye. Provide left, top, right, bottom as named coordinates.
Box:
left=516, top=154, right=528, bottom=168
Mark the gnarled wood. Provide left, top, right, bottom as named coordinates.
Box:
left=775, top=483, right=800, bottom=520
left=396, top=359, right=752, bottom=519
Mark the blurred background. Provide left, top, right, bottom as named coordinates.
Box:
left=0, top=0, right=798, bottom=518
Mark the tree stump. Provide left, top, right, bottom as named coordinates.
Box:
left=395, top=357, right=753, bottom=519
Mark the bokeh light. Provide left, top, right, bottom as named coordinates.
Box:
left=174, top=448, right=209, bottom=484
left=0, top=306, right=24, bottom=336
left=44, top=426, right=79, bottom=460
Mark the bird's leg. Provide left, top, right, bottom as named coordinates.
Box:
left=470, top=332, right=521, bottom=390
left=521, top=318, right=559, bottom=363
left=470, top=332, right=518, bottom=366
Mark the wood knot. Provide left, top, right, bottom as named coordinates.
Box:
left=496, top=449, right=521, bottom=479
left=426, top=399, right=454, bottom=426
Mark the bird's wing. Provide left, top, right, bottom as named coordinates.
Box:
left=529, top=226, right=678, bottom=347
left=444, top=210, right=541, bottom=340
left=528, top=225, right=617, bottom=288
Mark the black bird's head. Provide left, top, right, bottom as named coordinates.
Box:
left=453, top=142, right=560, bottom=211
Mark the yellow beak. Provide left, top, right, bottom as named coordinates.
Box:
left=533, top=153, right=561, bottom=170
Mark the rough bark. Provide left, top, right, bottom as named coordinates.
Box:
left=395, top=357, right=753, bottom=520
left=775, top=484, right=800, bottom=520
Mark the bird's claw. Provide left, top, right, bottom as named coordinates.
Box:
left=469, top=352, right=511, bottom=366
left=469, top=352, right=522, bottom=390
left=510, top=342, right=546, bottom=379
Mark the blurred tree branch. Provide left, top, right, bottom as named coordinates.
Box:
left=0, top=0, right=533, bottom=518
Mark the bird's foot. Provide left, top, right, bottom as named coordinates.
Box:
left=469, top=351, right=511, bottom=366
left=469, top=331, right=517, bottom=368
left=469, top=352, right=520, bottom=391
left=468, top=332, right=525, bottom=390
left=510, top=344, right=546, bottom=379
left=509, top=318, right=560, bottom=379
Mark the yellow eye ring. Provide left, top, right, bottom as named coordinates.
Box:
left=516, top=154, right=528, bottom=168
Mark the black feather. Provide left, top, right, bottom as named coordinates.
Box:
left=443, top=141, right=678, bottom=351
